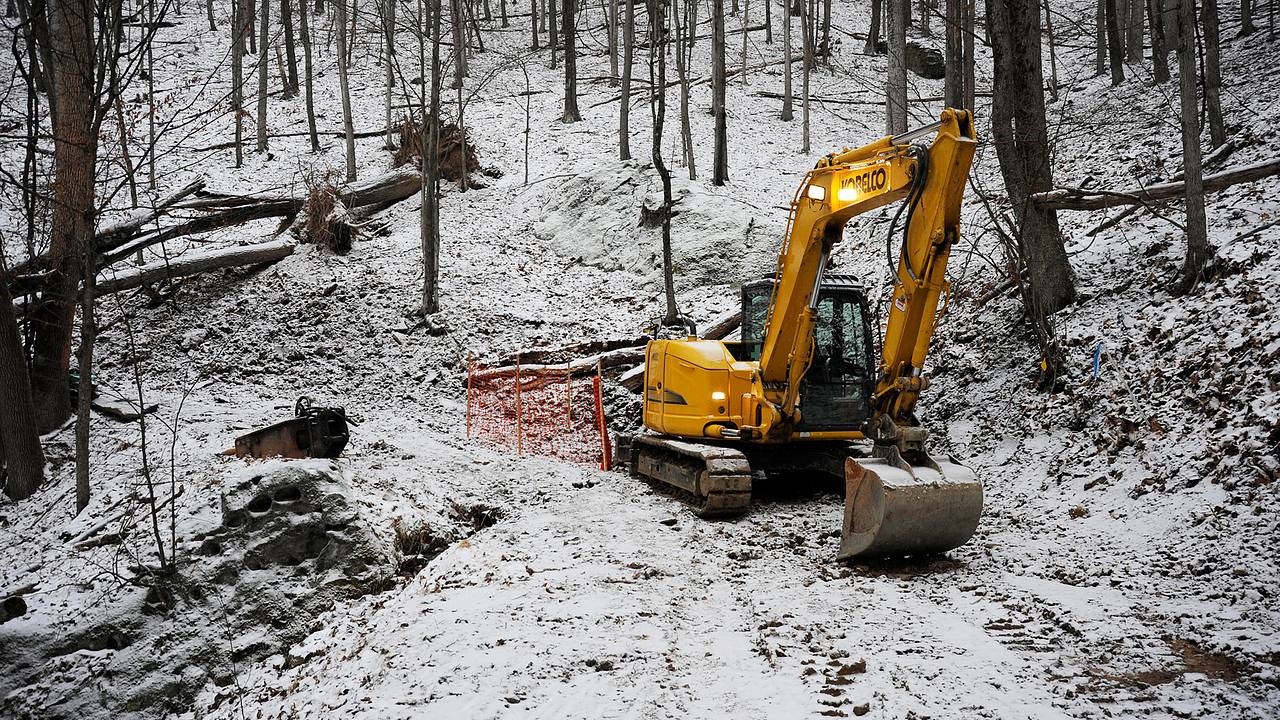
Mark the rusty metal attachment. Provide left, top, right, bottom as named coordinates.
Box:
left=232, top=397, right=352, bottom=460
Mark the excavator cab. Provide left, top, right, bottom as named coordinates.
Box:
left=734, top=276, right=874, bottom=432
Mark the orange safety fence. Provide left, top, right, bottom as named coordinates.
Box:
left=466, top=357, right=612, bottom=470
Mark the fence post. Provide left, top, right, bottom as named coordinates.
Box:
left=515, top=353, right=523, bottom=456
left=594, top=362, right=611, bottom=471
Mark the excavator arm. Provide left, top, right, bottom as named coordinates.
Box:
left=753, top=109, right=977, bottom=441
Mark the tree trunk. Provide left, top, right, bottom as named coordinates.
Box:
left=801, top=0, right=811, bottom=151
left=962, top=0, right=974, bottom=109
left=452, top=0, right=468, bottom=84
left=249, top=0, right=258, bottom=52
left=531, top=0, right=539, bottom=48
left=29, top=0, right=99, bottom=432
left=383, top=0, right=396, bottom=149
left=619, top=0, right=632, bottom=160
left=1201, top=0, right=1226, bottom=148
left=712, top=0, right=728, bottom=184
left=1104, top=0, right=1125, bottom=84
left=257, top=0, right=270, bottom=151
left=741, top=0, right=750, bottom=85
left=0, top=279, right=45, bottom=501
left=1044, top=0, right=1058, bottom=101
left=885, top=0, right=907, bottom=133
left=299, top=0, right=321, bottom=150
left=75, top=233, right=96, bottom=514
left=866, top=0, right=881, bottom=52
left=1175, top=0, right=1208, bottom=292
left=336, top=0, right=357, bottom=181
left=563, top=0, right=581, bottom=120
left=550, top=0, right=558, bottom=68
left=207, top=0, right=217, bottom=29
left=917, top=0, right=929, bottom=33
left=986, top=0, right=1075, bottom=315
left=1148, top=0, right=1170, bottom=82
left=606, top=0, right=618, bottom=84
left=1095, top=0, right=1106, bottom=75
left=945, top=0, right=962, bottom=106
left=423, top=0, right=443, bottom=313
left=676, top=0, right=695, bottom=178
left=1239, top=0, right=1254, bottom=35
left=233, top=0, right=246, bottom=166
left=782, top=0, right=793, bottom=119
left=1126, top=0, right=1143, bottom=60
left=649, top=0, right=678, bottom=326
left=282, top=0, right=299, bottom=96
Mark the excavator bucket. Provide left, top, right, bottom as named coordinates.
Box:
left=839, top=450, right=983, bottom=559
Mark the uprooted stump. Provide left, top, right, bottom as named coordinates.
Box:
left=298, top=182, right=354, bottom=254
left=392, top=114, right=500, bottom=188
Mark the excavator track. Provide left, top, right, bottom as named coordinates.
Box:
left=628, top=435, right=752, bottom=517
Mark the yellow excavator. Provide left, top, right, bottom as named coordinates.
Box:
left=627, top=109, right=983, bottom=559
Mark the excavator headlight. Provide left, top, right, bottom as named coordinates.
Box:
left=711, top=391, right=727, bottom=401
left=836, top=187, right=860, bottom=203
left=805, top=184, right=826, bottom=201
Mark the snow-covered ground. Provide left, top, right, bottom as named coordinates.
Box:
left=1, top=1, right=1278, bottom=718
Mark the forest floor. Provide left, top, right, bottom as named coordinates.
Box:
left=1, top=1, right=1279, bottom=718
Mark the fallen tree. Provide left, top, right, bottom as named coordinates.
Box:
left=1030, top=157, right=1280, bottom=211
left=95, top=240, right=296, bottom=295
left=6, top=168, right=423, bottom=296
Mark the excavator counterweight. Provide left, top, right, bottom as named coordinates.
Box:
left=627, top=109, right=983, bottom=559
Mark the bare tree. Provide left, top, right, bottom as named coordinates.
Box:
left=1126, top=0, right=1144, bottom=60
left=648, top=0, right=678, bottom=326
left=422, top=0, right=443, bottom=312
left=549, top=0, right=558, bottom=67
left=962, top=0, right=974, bottom=109
left=740, top=0, right=749, bottom=85
left=866, top=0, right=881, bottom=53
left=945, top=0, right=963, bottom=106
left=336, top=0, right=357, bottom=180
left=27, top=0, right=106, bottom=430
left=1044, top=0, right=1059, bottom=101
left=257, top=0, right=270, bottom=151
left=1095, top=0, right=1106, bottom=76
left=886, top=0, right=907, bottom=133
left=801, top=0, right=811, bottom=151
left=675, top=0, right=696, bottom=178
left=619, top=0, right=633, bottom=159
left=712, top=0, right=728, bottom=184
left=1148, top=0, right=1170, bottom=83
left=1175, top=0, right=1208, bottom=292
left=1201, top=0, right=1226, bottom=148
left=1239, top=0, right=1255, bottom=35
left=282, top=0, right=300, bottom=96
left=563, top=0, right=581, bottom=120
left=299, top=0, right=321, bottom=150
left=606, top=0, right=618, bottom=84
left=0, top=280, right=45, bottom=501
left=383, top=0, right=397, bottom=149
left=531, top=0, right=539, bottom=48
left=233, top=0, right=246, bottom=165
left=1104, top=0, right=1124, bottom=84
left=986, top=0, right=1075, bottom=342
left=782, top=0, right=793, bottom=120
left=452, top=0, right=468, bottom=83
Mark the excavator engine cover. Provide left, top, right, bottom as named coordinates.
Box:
left=840, top=449, right=983, bottom=559
left=233, top=397, right=351, bottom=460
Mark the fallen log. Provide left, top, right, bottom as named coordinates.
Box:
left=95, top=240, right=295, bottom=295
left=620, top=309, right=744, bottom=392
left=469, top=346, right=646, bottom=382
left=499, top=335, right=651, bottom=367
left=1031, top=156, right=1280, bottom=211
left=6, top=179, right=206, bottom=278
